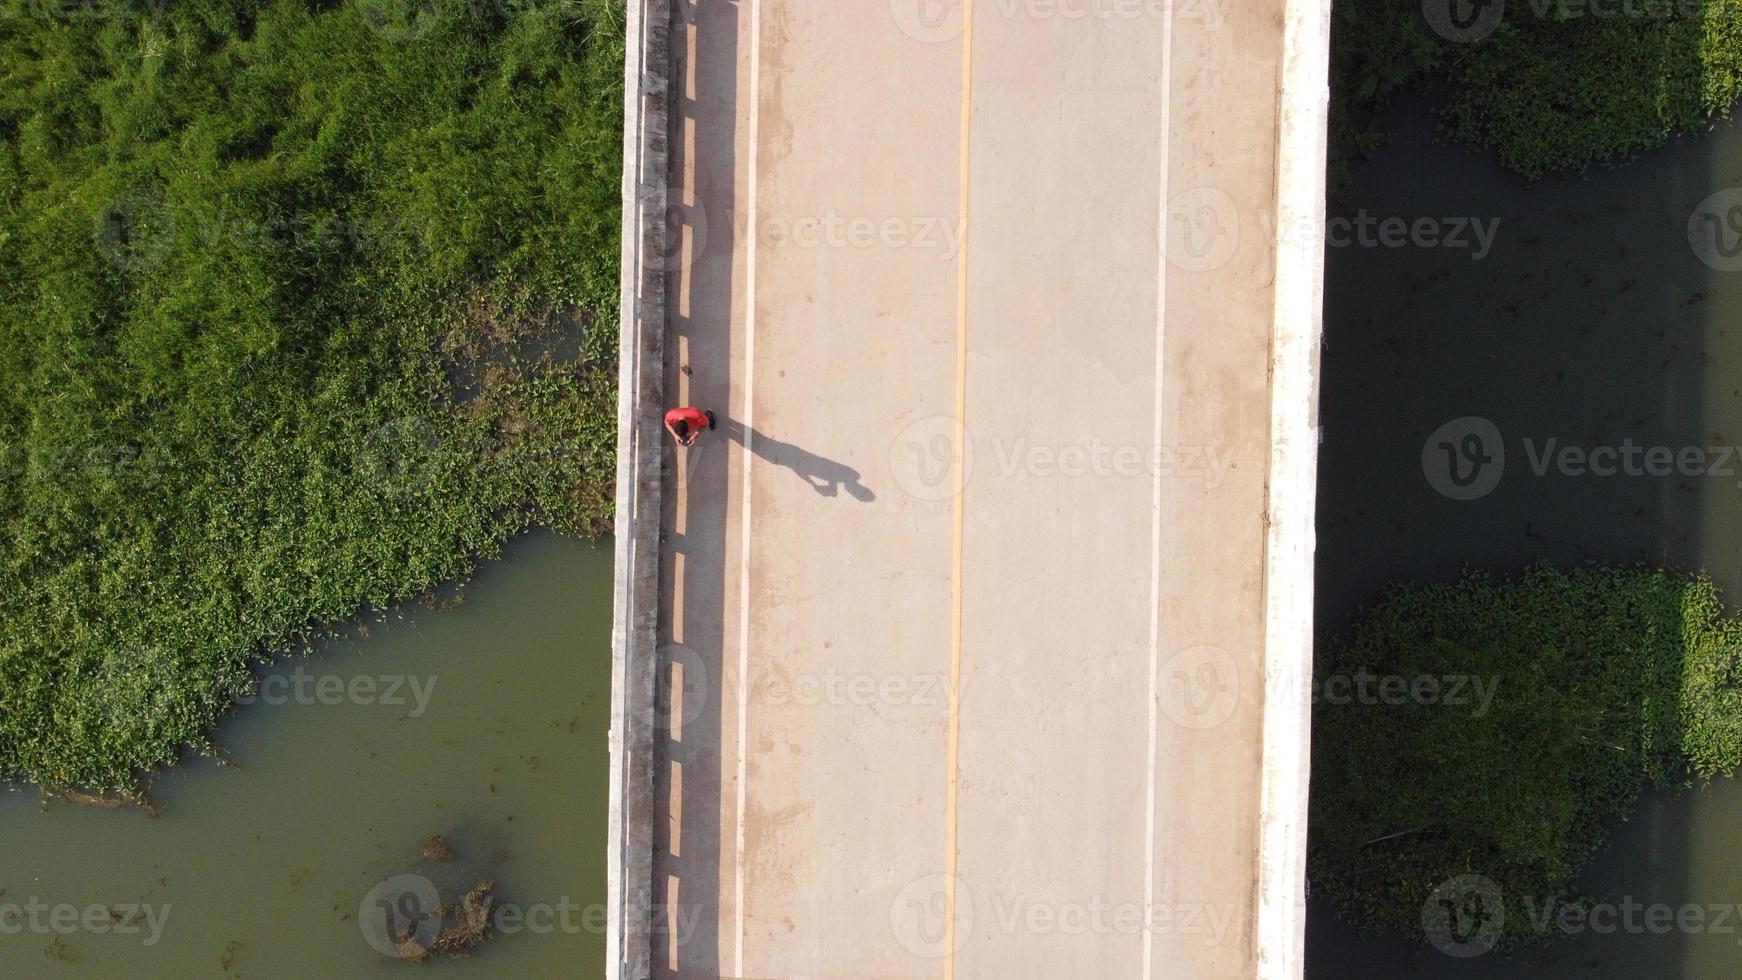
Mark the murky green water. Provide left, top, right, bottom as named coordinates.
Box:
left=0, top=530, right=612, bottom=978
left=1310, top=93, right=1742, bottom=978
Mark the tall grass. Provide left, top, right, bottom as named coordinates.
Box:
left=0, top=0, right=624, bottom=792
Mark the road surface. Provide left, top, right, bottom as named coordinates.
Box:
left=643, top=0, right=1326, bottom=976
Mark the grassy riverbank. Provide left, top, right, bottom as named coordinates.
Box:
left=0, top=0, right=623, bottom=792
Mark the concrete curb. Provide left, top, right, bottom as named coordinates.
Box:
left=607, top=1, right=671, bottom=978
left=1255, top=0, right=1332, bottom=978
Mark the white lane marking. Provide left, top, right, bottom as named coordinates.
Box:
left=733, top=0, right=763, bottom=974
left=1142, top=5, right=1175, bottom=979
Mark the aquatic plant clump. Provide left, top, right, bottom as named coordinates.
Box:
left=0, top=0, right=624, bottom=792
left=1332, top=0, right=1742, bottom=180
left=1309, top=563, right=1742, bottom=949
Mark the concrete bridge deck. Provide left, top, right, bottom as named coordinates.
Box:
left=611, top=1, right=1329, bottom=977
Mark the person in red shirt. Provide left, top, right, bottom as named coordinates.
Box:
left=664, top=406, right=715, bottom=446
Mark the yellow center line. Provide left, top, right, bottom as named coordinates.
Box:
left=943, top=0, right=975, bottom=975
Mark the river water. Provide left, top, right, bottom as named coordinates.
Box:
left=0, top=530, right=612, bottom=977
left=1310, top=92, right=1742, bottom=978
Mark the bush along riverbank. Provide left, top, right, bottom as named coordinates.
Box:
left=1331, top=0, right=1742, bottom=182
left=1309, top=563, right=1742, bottom=950
left=0, top=0, right=624, bottom=793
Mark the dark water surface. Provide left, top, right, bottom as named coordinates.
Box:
left=0, top=531, right=611, bottom=978
left=1309, top=94, right=1742, bottom=979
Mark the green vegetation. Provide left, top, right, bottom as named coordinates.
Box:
left=1310, top=563, right=1742, bottom=948
left=0, top=0, right=624, bottom=792
left=1333, top=0, right=1742, bottom=180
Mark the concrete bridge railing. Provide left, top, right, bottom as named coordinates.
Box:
left=606, top=1, right=671, bottom=978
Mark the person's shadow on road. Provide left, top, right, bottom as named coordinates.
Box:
left=718, top=417, right=875, bottom=502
